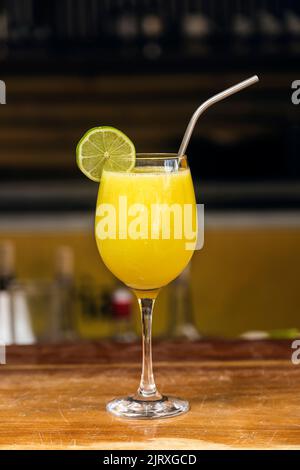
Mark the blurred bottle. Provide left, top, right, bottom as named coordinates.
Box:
left=258, top=5, right=283, bottom=39
left=48, top=246, right=77, bottom=342
left=258, top=10, right=282, bottom=37
left=285, top=5, right=300, bottom=54
left=31, top=0, right=52, bottom=42
left=232, top=14, right=254, bottom=38
left=77, top=275, right=101, bottom=320
left=168, top=263, right=201, bottom=341
left=141, top=0, right=164, bottom=60
left=109, top=0, right=139, bottom=60
left=286, top=9, right=300, bottom=37
left=6, top=0, right=33, bottom=43
left=0, top=241, right=35, bottom=345
left=0, top=241, right=14, bottom=344
left=232, top=0, right=255, bottom=39
left=0, top=0, right=8, bottom=42
left=182, top=0, right=211, bottom=40
left=230, top=0, right=256, bottom=56
left=115, top=0, right=139, bottom=42
left=112, top=286, right=136, bottom=342
left=181, top=0, right=212, bottom=57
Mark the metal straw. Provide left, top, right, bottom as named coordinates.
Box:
left=178, top=75, right=259, bottom=156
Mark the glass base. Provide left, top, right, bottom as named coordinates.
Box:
left=106, top=395, right=189, bottom=419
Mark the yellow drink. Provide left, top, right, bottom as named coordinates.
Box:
left=96, top=166, right=197, bottom=290
left=77, top=125, right=198, bottom=417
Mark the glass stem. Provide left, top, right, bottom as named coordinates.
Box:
left=136, top=295, right=162, bottom=400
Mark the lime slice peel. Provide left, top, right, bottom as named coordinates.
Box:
left=76, top=126, right=136, bottom=182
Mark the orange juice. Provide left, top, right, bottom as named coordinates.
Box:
left=95, top=167, right=197, bottom=290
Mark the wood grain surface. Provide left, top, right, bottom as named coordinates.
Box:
left=1, top=340, right=300, bottom=450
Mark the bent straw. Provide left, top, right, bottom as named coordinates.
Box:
left=178, top=75, right=259, bottom=157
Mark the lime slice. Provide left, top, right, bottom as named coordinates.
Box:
left=76, top=126, right=135, bottom=182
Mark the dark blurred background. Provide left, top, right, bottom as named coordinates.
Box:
left=0, top=0, right=299, bottom=342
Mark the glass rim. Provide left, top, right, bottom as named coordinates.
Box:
left=135, top=153, right=187, bottom=160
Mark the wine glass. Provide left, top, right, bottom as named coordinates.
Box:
left=95, top=153, right=197, bottom=419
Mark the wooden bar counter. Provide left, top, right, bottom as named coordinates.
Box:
left=0, top=340, right=299, bottom=449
